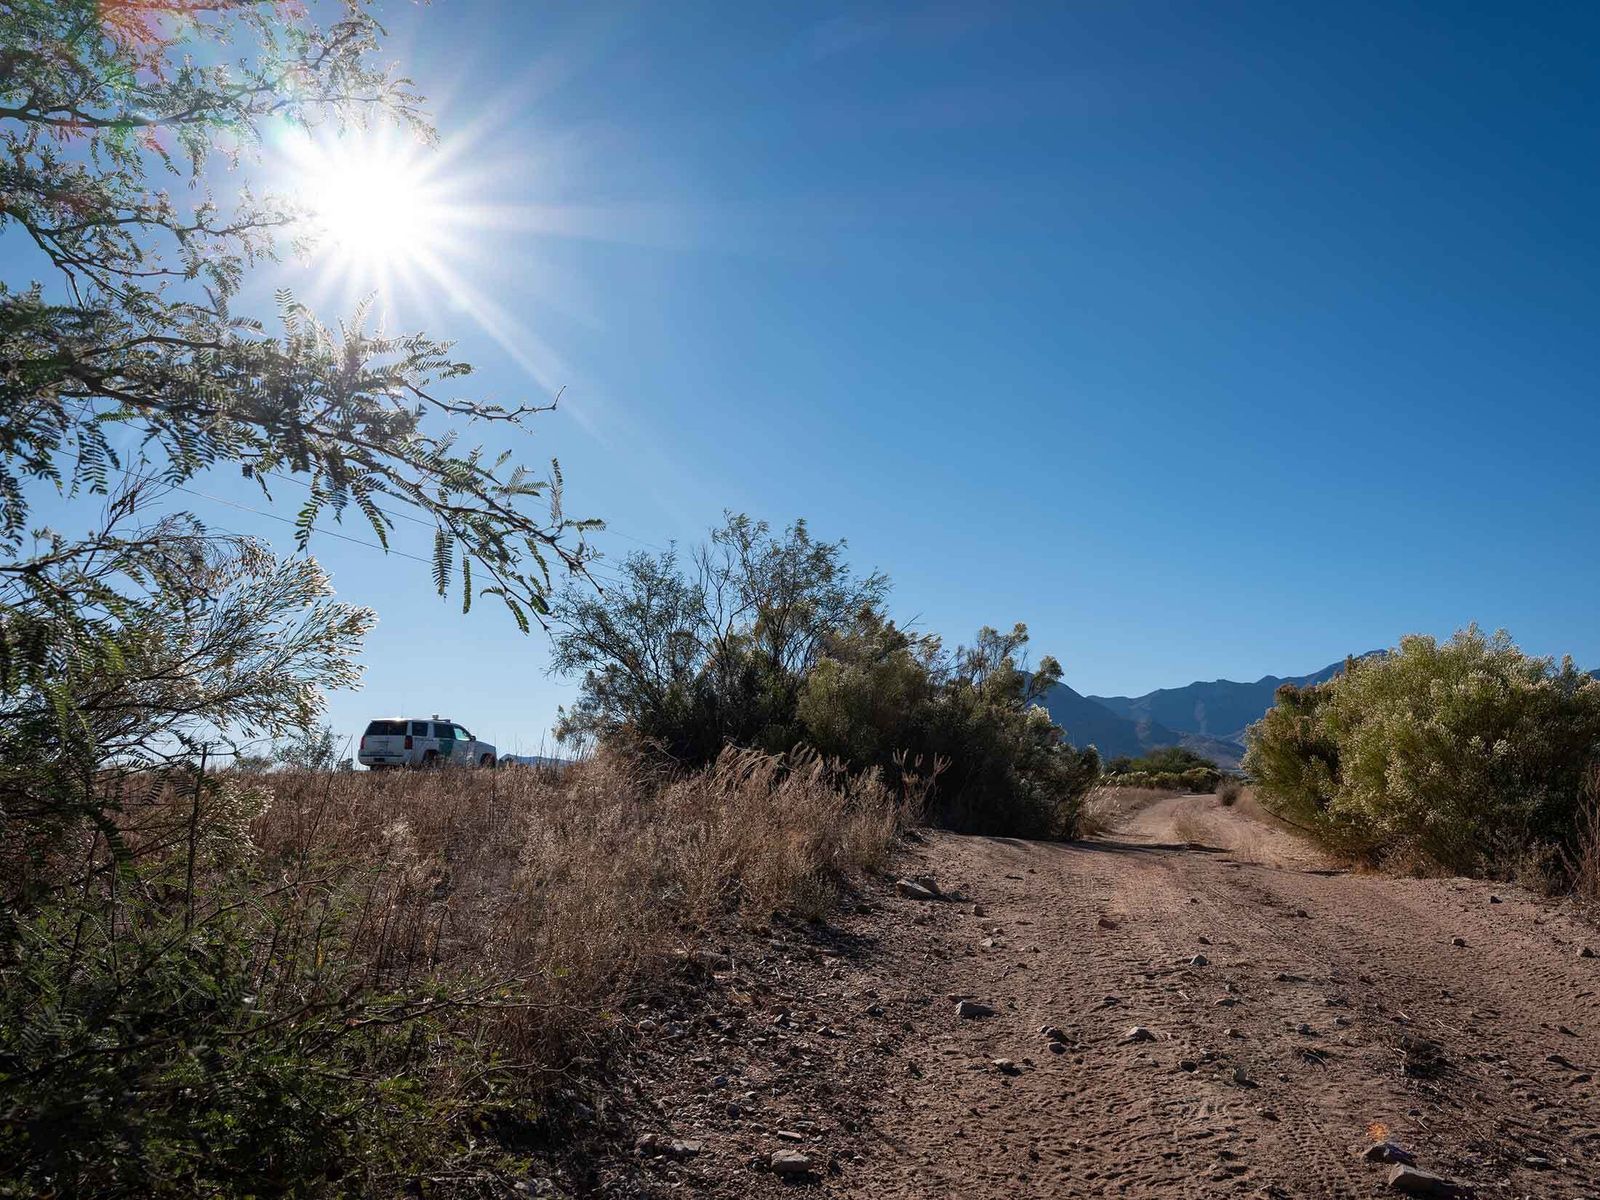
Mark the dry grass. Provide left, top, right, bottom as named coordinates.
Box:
left=1170, top=809, right=1207, bottom=846
left=1, top=746, right=909, bottom=1194
left=245, top=746, right=907, bottom=1066
left=1564, top=766, right=1600, bottom=907
left=1077, top=785, right=1183, bottom=838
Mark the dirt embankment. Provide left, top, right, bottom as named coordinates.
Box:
left=582, top=794, right=1600, bottom=1199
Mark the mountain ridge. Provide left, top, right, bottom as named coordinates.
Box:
left=1041, top=652, right=1589, bottom=771
left=1035, top=655, right=1372, bottom=770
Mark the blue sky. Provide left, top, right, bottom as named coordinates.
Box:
left=13, top=0, right=1600, bottom=757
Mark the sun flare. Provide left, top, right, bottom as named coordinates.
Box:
left=285, top=131, right=455, bottom=285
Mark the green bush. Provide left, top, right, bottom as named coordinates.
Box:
left=798, top=617, right=1100, bottom=839
left=1, top=899, right=453, bottom=1197
left=1102, top=749, right=1221, bottom=794
left=1245, top=627, right=1600, bottom=875
left=1099, top=766, right=1220, bottom=793
left=553, top=519, right=1102, bottom=840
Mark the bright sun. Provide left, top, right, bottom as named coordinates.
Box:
left=285, top=132, right=455, bottom=285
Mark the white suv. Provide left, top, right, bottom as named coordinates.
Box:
left=358, top=717, right=497, bottom=770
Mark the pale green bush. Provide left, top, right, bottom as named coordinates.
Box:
left=1246, top=628, right=1600, bottom=875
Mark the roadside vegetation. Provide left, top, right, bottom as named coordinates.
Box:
left=550, top=514, right=1102, bottom=840
left=1245, top=627, right=1600, bottom=883
left=1101, top=747, right=1223, bottom=794
left=2, top=750, right=906, bottom=1196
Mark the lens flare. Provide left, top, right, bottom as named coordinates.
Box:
left=283, top=129, right=456, bottom=289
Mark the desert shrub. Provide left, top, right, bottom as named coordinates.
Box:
left=1215, top=777, right=1244, bottom=806
left=797, top=618, right=1100, bottom=838
left=1100, top=766, right=1221, bottom=793
left=1102, top=749, right=1221, bottom=795
left=555, top=522, right=1101, bottom=840
left=551, top=514, right=887, bottom=762
left=1245, top=627, right=1600, bottom=875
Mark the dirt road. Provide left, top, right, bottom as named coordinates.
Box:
left=839, top=793, right=1600, bottom=1199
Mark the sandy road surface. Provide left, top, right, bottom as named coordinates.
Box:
left=841, top=794, right=1600, bottom=1199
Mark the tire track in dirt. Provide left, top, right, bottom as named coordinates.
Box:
left=837, top=795, right=1600, bottom=1199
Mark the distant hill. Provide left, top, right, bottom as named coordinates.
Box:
left=1033, top=655, right=1374, bottom=771
left=1030, top=680, right=1187, bottom=762
left=1088, top=659, right=1359, bottom=742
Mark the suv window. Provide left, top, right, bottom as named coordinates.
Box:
left=364, top=720, right=405, bottom=736
left=409, top=721, right=430, bottom=737
left=453, top=726, right=473, bottom=741
left=433, top=722, right=457, bottom=739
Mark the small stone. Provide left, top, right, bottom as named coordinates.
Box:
left=957, top=999, right=996, bottom=1020
left=1097, top=916, right=1118, bottom=930
left=1296, top=1023, right=1315, bottom=1036
left=1120, top=1025, right=1157, bottom=1044
left=1451, top=936, right=1467, bottom=948
left=1040, top=1025, right=1068, bottom=1043
left=1197, top=935, right=1211, bottom=945
left=1048, top=1041, right=1066, bottom=1054
left=1335, top=1015, right=1352, bottom=1027
left=1224, top=1027, right=1242, bottom=1038
left=971, top=903, right=987, bottom=917
left=1293, top=908, right=1309, bottom=918
left=1580, top=945, right=1595, bottom=958
left=1231, top=1066, right=1257, bottom=1087
left=1384, top=1164, right=1474, bottom=1197
left=1179, top=1059, right=1198, bottom=1072
left=667, top=1140, right=703, bottom=1159
left=1361, top=1142, right=1416, bottom=1165
left=771, top=1150, right=812, bottom=1175
left=1190, top=954, right=1210, bottom=967
left=896, top=879, right=938, bottom=901
left=1488, top=895, right=1501, bottom=904
left=992, top=1058, right=1020, bottom=1075
left=774, top=1129, right=805, bottom=1142
left=1524, top=1155, right=1551, bottom=1169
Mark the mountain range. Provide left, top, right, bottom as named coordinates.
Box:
left=1034, top=658, right=1362, bottom=769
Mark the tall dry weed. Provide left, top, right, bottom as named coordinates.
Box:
left=1564, top=765, right=1600, bottom=906
left=247, top=746, right=906, bottom=1065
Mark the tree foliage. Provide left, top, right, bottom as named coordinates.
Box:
left=0, top=4, right=592, bottom=1190
left=551, top=514, right=888, bottom=761
left=0, top=0, right=596, bottom=637
left=553, top=517, right=1100, bottom=837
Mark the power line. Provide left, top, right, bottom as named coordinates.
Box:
left=157, top=477, right=439, bottom=567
